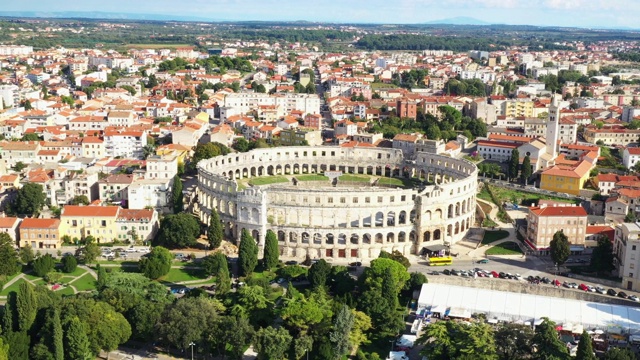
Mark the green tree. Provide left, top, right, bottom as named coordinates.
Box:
left=19, top=245, right=34, bottom=265
left=550, top=231, right=570, bottom=265
left=418, top=321, right=497, bottom=360
left=155, top=297, right=224, bottom=350
left=208, top=209, right=223, bottom=249
left=32, top=254, right=55, bottom=277
left=154, top=213, right=200, bottom=249
left=253, top=326, right=293, bottom=360
left=138, top=246, right=172, bottom=279
left=494, top=323, right=534, bottom=360
left=330, top=304, right=355, bottom=358
left=263, top=230, right=279, bottom=271
left=308, top=259, right=332, bottom=288
left=171, top=175, right=183, bottom=213
left=11, top=183, right=46, bottom=216
left=81, top=242, right=100, bottom=264
left=379, top=250, right=411, bottom=269
left=38, top=307, right=64, bottom=360
left=590, top=236, right=615, bottom=275
left=0, top=233, right=20, bottom=276
left=64, top=317, right=92, bottom=360
left=603, top=347, right=636, bottom=360
left=232, top=137, right=251, bottom=152
left=625, top=211, right=637, bottom=223
left=69, top=195, right=89, bottom=205
left=12, top=161, right=26, bottom=172
left=220, top=316, right=254, bottom=359
left=22, top=100, right=32, bottom=110
left=96, top=265, right=107, bottom=290
left=349, top=310, right=372, bottom=351
left=238, top=229, right=258, bottom=276
left=576, top=330, right=596, bottom=360
left=403, top=272, right=428, bottom=296
left=21, top=133, right=40, bottom=141
left=192, top=142, right=230, bottom=165
left=16, top=282, right=37, bottom=332
left=6, top=330, right=30, bottom=360
left=281, top=288, right=333, bottom=333
left=509, top=149, right=520, bottom=181
left=128, top=301, right=166, bottom=341
left=0, top=337, right=9, bottom=360
left=61, top=255, right=77, bottom=273
left=202, top=252, right=231, bottom=294
left=532, top=318, right=568, bottom=360
left=521, top=155, right=532, bottom=184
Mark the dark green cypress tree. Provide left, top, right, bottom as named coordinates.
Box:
left=208, top=209, right=223, bottom=249
left=263, top=230, right=279, bottom=270
left=238, top=229, right=258, bottom=276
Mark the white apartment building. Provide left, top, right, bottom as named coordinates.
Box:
left=107, top=111, right=136, bottom=127
left=145, top=155, right=178, bottom=180
left=623, top=147, right=640, bottom=169
left=127, top=178, right=172, bottom=211
left=224, top=93, right=320, bottom=117
left=103, top=128, right=148, bottom=159
left=614, top=223, right=640, bottom=291
left=0, top=84, right=20, bottom=108
left=115, top=208, right=159, bottom=244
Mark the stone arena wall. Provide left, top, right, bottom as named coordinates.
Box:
left=196, top=146, right=478, bottom=260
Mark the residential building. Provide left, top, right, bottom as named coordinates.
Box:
left=623, top=147, right=640, bottom=169
left=145, top=155, right=178, bottom=180
left=103, top=127, right=148, bottom=158
left=596, top=174, right=640, bottom=195
left=0, top=217, right=20, bottom=243
left=540, top=160, right=593, bottom=196
left=81, top=136, right=105, bottom=158
left=0, top=175, right=20, bottom=190
left=279, top=128, right=323, bottom=146
left=59, top=205, right=119, bottom=243
left=19, top=218, right=61, bottom=249
left=99, top=174, right=135, bottom=207
left=115, top=208, right=159, bottom=244
left=392, top=134, right=420, bottom=158
left=56, top=172, right=99, bottom=206
left=526, top=205, right=588, bottom=254
left=584, top=125, right=640, bottom=146
left=334, top=120, right=357, bottom=137
left=614, top=222, right=640, bottom=291
left=0, top=141, right=41, bottom=168
left=127, top=178, right=172, bottom=211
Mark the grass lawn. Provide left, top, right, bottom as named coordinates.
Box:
left=160, top=267, right=207, bottom=283
left=1, top=278, right=27, bottom=296
left=248, top=176, right=289, bottom=186
left=72, top=274, right=97, bottom=292
left=481, top=230, right=510, bottom=245
left=296, top=174, right=328, bottom=181
left=24, top=273, right=42, bottom=281
left=339, top=174, right=370, bottom=183
left=478, top=186, right=492, bottom=203
left=58, top=267, right=87, bottom=277
left=485, top=185, right=580, bottom=206
left=55, top=287, right=76, bottom=296
left=486, top=242, right=523, bottom=255
left=185, top=278, right=216, bottom=286
left=31, top=279, right=47, bottom=286
left=377, top=177, right=421, bottom=188
left=359, top=334, right=397, bottom=359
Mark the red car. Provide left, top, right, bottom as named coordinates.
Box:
left=490, top=271, right=499, bottom=278
left=578, top=283, right=589, bottom=291
left=551, top=279, right=561, bottom=287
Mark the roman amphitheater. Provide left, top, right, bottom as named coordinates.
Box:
left=195, top=146, right=478, bottom=260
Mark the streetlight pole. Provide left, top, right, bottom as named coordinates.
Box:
left=189, top=342, right=195, bottom=360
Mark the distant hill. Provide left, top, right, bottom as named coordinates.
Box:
left=422, top=17, right=490, bottom=25
left=0, top=11, right=217, bottom=22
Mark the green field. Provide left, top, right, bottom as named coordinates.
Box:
left=481, top=230, right=510, bottom=245
left=248, top=176, right=289, bottom=186
left=72, top=274, right=97, bottom=292
left=55, top=287, right=76, bottom=296
left=377, top=177, right=421, bottom=188
left=339, top=174, right=370, bottom=183
left=160, top=268, right=207, bottom=283
left=481, top=185, right=580, bottom=206
left=485, top=242, right=523, bottom=255
left=1, top=278, right=26, bottom=296
left=296, top=174, right=329, bottom=181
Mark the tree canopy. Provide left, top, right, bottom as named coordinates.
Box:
left=154, top=213, right=200, bottom=249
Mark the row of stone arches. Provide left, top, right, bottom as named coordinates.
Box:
left=276, top=230, right=416, bottom=245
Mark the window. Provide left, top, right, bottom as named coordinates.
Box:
left=328, top=198, right=333, bottom=204
left=101, top=220, right=107, bottom=227
left=378, top=196, right=383, bottom=203
left=316, top=197, right=321, bottom=203
left=340, top=197, right=346, bottom=203
left=634, top=245, right=637, bottom=251
left=365, top=197, right=370, bottom=203
left=353, top=197, right=358, bottom=203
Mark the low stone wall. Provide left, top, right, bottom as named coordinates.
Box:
left=429, top=275, right=637, bottom=307
left=569, top=273, right=622, bottom=289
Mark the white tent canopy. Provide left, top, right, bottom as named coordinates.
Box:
left=418, top=284, right=640, bottom=334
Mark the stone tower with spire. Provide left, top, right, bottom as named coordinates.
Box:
left=546, top=96, right=560, bottom=158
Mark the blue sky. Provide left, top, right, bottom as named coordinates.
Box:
left=3, top=0, right=635, bottom=28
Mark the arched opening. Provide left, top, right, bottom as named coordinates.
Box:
left=398, top=232, right=406, bottom=242
left=302, top=232, right=310, bottom=243
left=326, top=233, right=334, bottom=244
left=251, top=208, right=259, bottom=222
left=423, top=231, right=431, bottom=242
left=375, top=212, right=384, bottom=227
left=289, top=232, right=298, bottom=243
left=425, top=210, right=432, bottom=221
left=277, top=230, right=285, bottom=242
left=267, top=165, right=274, bottom=175
left=455, top=203, right=460, bottom=217
left=454, top=222, right=460, bottom=235
left=410, top=210, right=417, bottom=223
left=410, top=231, right=417, bottom=243
left=363, top=234, right=372, bottom=244
left=387, top=232, right=395, bottom=243
left=252, top=230, right=259, bottom=241
left=240, top=207, right=249, bottom=221
left=447, top=225, right=452, bottom=237
left=434, top=229, right=441, bottom=240
left=399, top=211, right=407, bottom=225
left=350, top=234, right=359, bottom=245
left=387, top=211, right=396, bottom=226
left=435, top=209, right=442, bottom=220
left=338, top=233, right=346, bottom=245
left=375, top=233, right=383, bottom=244
left=313, top=233, right=322, bottom=244
left=251, top=167, right=256, bottom=177
left=448, top=204, right=454, bottom=219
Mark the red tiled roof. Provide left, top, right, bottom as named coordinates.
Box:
left=529, top=206, right=587, bottom=217
left=62, top=205, right=119, bottom=217
left=20, top=218, right=60, bottom=229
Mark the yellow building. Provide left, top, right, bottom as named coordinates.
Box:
left=156, top=144, right=190, bottom=166
left=59, top=205, right=119, bottom=243
left=503, top=100, right=534, bottom=118
left=540, top=160, right=592, bottom=195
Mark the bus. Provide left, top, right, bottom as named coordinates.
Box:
left=427, top=256, right=452, bottom=266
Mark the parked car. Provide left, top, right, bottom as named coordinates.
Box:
left=607, top=289, right=618, bottom=296
left=629, top=295, right=640, bottom=302
left=477, top=259, right=489, bottom=264
left=348, top=262, right=362, bottom=267
left=126, top=246, right=137, bottom=253
left=499, top=272, right=507, bottom=279
left=551, top=279, right=561, bottom=287
left=586, top=285, right=596, bottom=292
left=285, top=260, right=298, bottom=266
left=490, top=271, right=499, bottom=278
left=429, top=271, right=440, bottom=276
left=595, top=286, right=606, bottom=294
left=514, top=274, right=523, bottom=281
left=618, top=291, right=628, bottom=298
left=175, top=253, right=185, bottom=260
left=541, top=277, right=552, bottom=284
left=579, top=284, right=589, bottom=291
left=442, top=269, right=451, bottom=276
